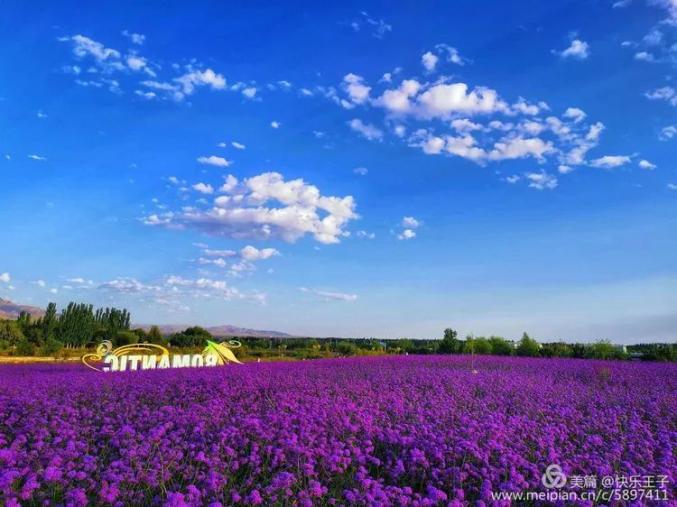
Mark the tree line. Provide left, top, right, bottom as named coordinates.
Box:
left=1, top=304, right=675, bottom=361
left=0, top=302, right=132, bottom=356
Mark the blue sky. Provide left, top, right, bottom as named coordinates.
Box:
left=1, top=0, right=676, bottom=342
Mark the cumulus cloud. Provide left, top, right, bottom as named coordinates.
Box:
left=396, top=216, right=421, bottom=240
left=240, top=245, right=280, bottom=261
left=197, top=155, right=231, bottom=167
left=589, top=155, right=631, bottom=168
left=145, top=171, right=358, bottom=244
left=0, top=272, right=10, bottom=283
left=401, top=216, right=421, bottom=228
left=638, top=159, right=656, bottom=170
left=397, top=229, right=416, bottom=240
left=342, top=73, right=371, bottom=105
left=563, top=107, right=587, bottom=123
left=60, top=34, right=235, bottom=102
left=192, top=182, right=214, bottom=194
left=300, top=287, right=358, bottom=302
left=270, top=121, right=281, bottom=129
left=556, top=39, right=590, bottom=60
left=28, top=154, right=47, bottom=161
left=421, top=51, right=439, bottom=72
left=231, top=141, right=246, bottom=150
left=353, top=167, right=368, bottom=176
left=348, top=118, right=384, bottom=140
left=525, top=171, right=558, bottom=190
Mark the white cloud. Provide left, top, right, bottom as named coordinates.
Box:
left=667, top=183, right=677, bottom=190
left=342, top=73, right=371, bottom=105
left=197, top=155, right=231, bottom=168
left=659, top=125, right=677, bottom=140
left=421, top=51, right=439, bottom=72
left=525, top=171, right=558, bottom=190
left=37, top=110, right=47, bottom=119
left=356, top=230, right=375, bottom=239
left=122, top=30, right=145, bottom=45
left=66, top=34, right=121, bottom=62
left=175, top=68, right=226, bottom=95
left=240, top=245, right=280, bottom=261
left=505, top=175, right=521, bottom=184
left=271, top=121, right=281, bottom=129
left=192, top=182, right=214, bottom=194
left=638, top=159, right=656, bottom=170
left=126, top=55, right=148, bottom=72
left=634, top=51, right=655, bottom=62
left=350, top=11, right=392, bottom=39
left=335, top=67, right=607, bottom=171
left=198, top=257, right=228, bottom=268
left=435, top=44, right=467, bottom=66
left=219, top=174, right=239, bottom=193
left=589, top=155, right=631, bottom=168
left=232, top=142, right=246, bottom=150
left=100, top=275, right=265, bottom=304
left=242, top=87, right=257, bottom=99
left=488, top=137, right=554, bottom=162
left=401, top=216, right=421, bottom=228
left=348, top=119, right=384, bottom=140
left=558, top=164, right=574, bottom=174
left=202, top=248, right=237, bottom=258
left=563, top=107, right=586, bottom=123
left=353, top=167, right=368, bottom=175
left=645, top=86, right=677, bottom=106
left=0, top=272, right=10, bottom=283
left=300, top=287, right=358, bottom=302
left=145, top=171, right=358, bottom=244
left=397, top=229, right=416, bottom=240
left=557, top=39, right=590, bottom=60
left=28, top=154, right=47, bottom=161
left=416, top=83, right=508, bottom=118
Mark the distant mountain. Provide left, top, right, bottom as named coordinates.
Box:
left=0, top=298, right=45, bottom=320
left=137, top=323, right=293, bottom=338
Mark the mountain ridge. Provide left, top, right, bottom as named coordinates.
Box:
left=136, top=323, right=293, bottom=338
left=0, top=298, right=46, bottom=320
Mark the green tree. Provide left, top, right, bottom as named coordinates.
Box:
left=169, top=326, right=213, bottom=348
left=438, top=328, right=460, bottom=354
left=516, top=332, right=540, bottom=357
left=41, top=336, right=63, bottom=357
left=541, top=342, right=573, bottom=358
left=114, top=330, right=139, bottom=347
left=336, top=341, right=357, bottom=356
left=488, top=336, right=513, bottom=355
left=467, top=336, right=492, bottom=354
left=0, top=320, right=25, bottom=348
left=42, top=302, right=58, bottom=339
left=15, top=339, right=36, bottom=356
left=587, top=339, right=625, bottom=360
left=147, top=325, right=164, bottom=344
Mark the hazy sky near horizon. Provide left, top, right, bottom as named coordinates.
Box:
left=1, top=0, right=676, bottom=343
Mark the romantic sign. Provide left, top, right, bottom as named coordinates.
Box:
left=81, top=339, right=242, bottom=372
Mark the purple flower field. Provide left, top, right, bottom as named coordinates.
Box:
left=0, top=356, right=675, bottom=506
